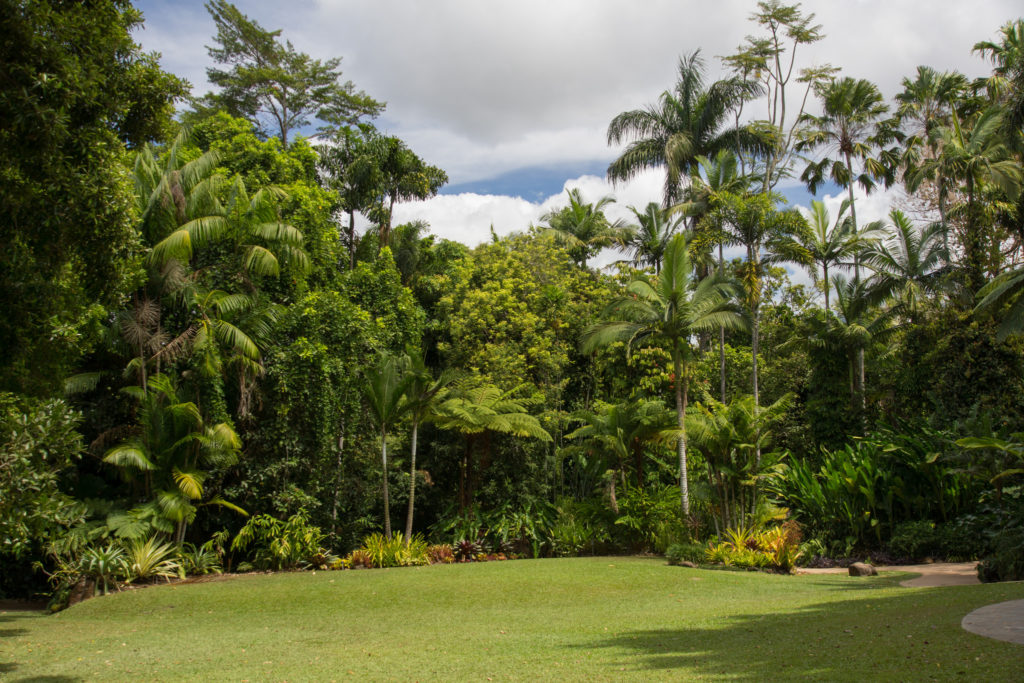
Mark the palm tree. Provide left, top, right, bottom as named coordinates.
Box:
left=863, top=210, right=948, bottom=321
left=399, top=350, right=458, bottom=542
left=581, top=233, right=747, bottom=515
left=715, top=192, right=809, bottom=417
left=103, top=373, right=244, bottom=542
left=801, top=198, right=869, bottom=313
left=566, top=399, right=675, bottom=511
left=907, top=108, right=1022, bottom=289
left=618, top=203, right=683, bottom=274
left=538, top=188, right=624, bottom=268
left=607, top=51, right=767, bottom=207
left=364, top=352, right=411, bottom=538
left=895, top=66, right=969, bottom=150
left=678, top=150, right=753, bottom=402
left=797, top=76, right=895, bottom=280
left=686, top=393, right=792, bottom=534
left=432, top=384, right=551, bottom=513
left=974, top=19, right=1024, bottom=133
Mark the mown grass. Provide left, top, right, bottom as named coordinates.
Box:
left=2, top=557, right=1022, bottom=681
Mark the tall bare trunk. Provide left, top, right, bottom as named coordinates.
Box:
left=381, top=426, right=391, bottom=538
left=673, top=346, right=690, bottom=516
left=404, top=420, right=419, bottom=544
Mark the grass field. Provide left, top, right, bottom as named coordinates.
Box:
left=2, top=557, right=1022, bottom=681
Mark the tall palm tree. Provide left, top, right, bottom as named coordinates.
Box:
left=801, top=198, right=869, bottom=313
left=581, top=233, right=748, bottom=515
left=797, top=76, right=895, bottom=280
left=364, top=352, right=411, bottom=538
left=607, top=51, right=767, bottom=207
left=863, top=210, right=948, bottom=321
left=399, top=350, right=458, bottom=542
left=974, top=19, right=1024, bottom=133
left=895, top=66, right=969, bottom=151
left=618, top=202, right=683, bottom=274
left=538, top=188, right=624, bottom=267
left=678, top=150, right=753, bottom=402
left=715, top=192, right=809, bottom=417
left=907, top=108, right=1022, bottom=289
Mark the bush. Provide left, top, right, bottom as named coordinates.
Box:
left=123, top=536, right=182, bottom=583
left=427, top=544, right=455, bottom=564
left=888, top=521, right=939, bottom=560
left=978, top=527, right=1024, bottom=583
left=665, top=543, right=704, bottom=565
left=231, top=510, right=328, bottom=570
left=179, top=540, right=223, bottom=576
left=356, top=533, right=429, bottom=568
left=704, top=522, right=803, bottom=571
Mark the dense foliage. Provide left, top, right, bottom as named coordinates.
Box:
left=3, top=0, right=1024, bottom=602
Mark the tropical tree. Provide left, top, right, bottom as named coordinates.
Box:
left=863, top=210, right=948, bottom=320
left=582, top=233, right=748, bottom=515
left=432, top=384, right=551, bottom=513
left=103, top=374, right=245, bottom=542
left=566, top=399, right=675, bottom=511
left=721, top=1, right=835, bottom=192
left=686, top=393, right=792, bottom=534
left=715, top=192, right=809, bottom=413
left=201, top=0, right=382, bottom=147
left=618, top=203, right=683, bottom=275
left=801, top=198, right=869, bottom=312
left=607, top=50, right=767, bottom=206
left=363, top=352, right=410, bottom=538
left=895, top=66, right=970, bottom=152
left=906, top=107, right=1022, bottom=289
left=539, top=189, right=624, bottom=267
left=797, top=76, right=896, bottom=280
left=399, top=350, right=458, bottom=542
left=369, top=136, right=447, bottom=250
left=974, top=19, right=1024, bottom=133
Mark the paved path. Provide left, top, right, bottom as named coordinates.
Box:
left=962, top=599, right=1024, bottom=645
left=798, top=562, right=1024, bottom=646
left=797, top=561, right=979, bottom=587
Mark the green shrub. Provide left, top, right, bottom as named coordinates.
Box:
left=665, top=543, right=704, bottom=565
left=888, top=521, right=939, bottom=559
left=80, top=543, right=128, bottom=595
left=978, top=527, right=1024, bottom=583
left=704, top=522, right=802, bottom=571
left=358, top=533, right=429, bottom=568
left=179, top=540, right=223, bottom=575
left=231, top=510, right=328, bottom=570
left=124, top=536, right=182, bottom=582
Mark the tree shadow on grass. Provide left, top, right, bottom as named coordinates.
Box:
left=573, top=580, right=1023, bottom=680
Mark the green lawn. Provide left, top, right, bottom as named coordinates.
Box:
left=2, top=557, right=1022, bottom=681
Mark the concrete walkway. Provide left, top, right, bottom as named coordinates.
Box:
left=799, top=562, right=1024, bottom=646
left=962, top=599, right=1024, bottom=645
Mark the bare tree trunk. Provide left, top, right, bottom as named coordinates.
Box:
left=381, top=426, right=391, bottom=538
left=332, top=420, right=345, bottom=529
left=673, top=346, right=690, bottom=516
left=404, top=420, right=419, bottom=543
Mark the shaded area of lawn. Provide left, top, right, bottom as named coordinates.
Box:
left=2, top=558, right=1022, bottom=681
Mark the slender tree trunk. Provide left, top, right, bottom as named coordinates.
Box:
left=381, top=426, right=391, bottom=538
left=608, top=472, right=619, bottom=515
left=673, top=345, right=690, bottom=516
left=719, top=241, right=727, bottom=403
left=404, top=419, right=419, bottom=544
left=823, top=263, right=830, bottom=313
left=348, top=209, right=357, bottom=270
left=332, top=419, right=345, bottom=528
left=845, top=153, right=861, bottom=283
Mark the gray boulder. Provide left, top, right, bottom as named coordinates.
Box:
left=849, top=562, right=878, bottom=577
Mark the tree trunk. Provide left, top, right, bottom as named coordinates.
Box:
left=348, top=209, right=357, bottom=270
left=823, top=263, right=830, bottom=313
left=381, top=426, right=391, bottom=538
left=404, top=419, right=419, bottom=544
left=332, top=422, right=344, bottom=530
left=673, top=345, right=690, bottom=516
left=719, top=241, right=727, bottom=403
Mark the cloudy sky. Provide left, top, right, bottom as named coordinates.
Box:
left=132, top=0, right=1020, bottom=279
